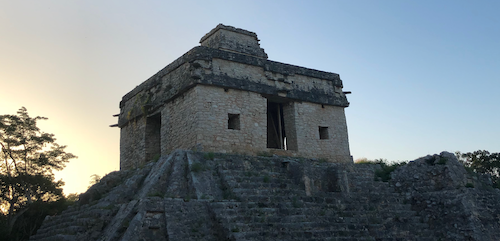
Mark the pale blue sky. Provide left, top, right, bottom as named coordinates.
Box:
left=1, top=0, right=498, bottom=194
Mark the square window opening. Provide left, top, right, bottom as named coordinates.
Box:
left=319, top=126, right=329, bottom=140
left=228, top=114, right=240, bottom=130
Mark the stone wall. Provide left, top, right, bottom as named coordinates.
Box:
left=152, top=84, right=351, bottom=162
left=200, top=24, right=268, bottom=59
left=282, top=102, right=298, bottom=151
left=389, top=152, right=500, bottom=240
left=210, top=58, right=341, bottom=102
left=120, top=85, right=351, bottom=168
left=293, top=102, right=351, bottom=162
left=161, top=87, right=200, bottom=154
left=193, top=85, right=267, bottom=154
left=120, top=119, right=146, bottom=170
left=118, top=46, right=349, bottom=128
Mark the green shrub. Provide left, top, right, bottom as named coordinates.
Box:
left=204, top=152, right=215, bottom=160
left=100, top=204, right=115, bottom=210
left=152, top=153, right=161, bottom=162
left=374, top=161, right=405, bottom=182
left=456, top=150, right=500, bottom=188
left=437, top=157, right=448, bottom=165
left=148, top=191, right=163, bottom=198
left=354, top=157, right=372, bottom=164
left=425, top=158, right=435, bottom=165
left=263, top=175, right=270, bottom=183
left=257, top=151, right=273, bottom=157
left=465, top=183, right=474, bottom=188
left=292, top=197, right=302, bottom=208
left=222, top=189, right=234, bottom=200
left=191, top=162, right=205, bottom=172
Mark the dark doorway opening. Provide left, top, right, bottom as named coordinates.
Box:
left=145, top=114, right=161, bottom=161
left=267, top=101, right=287, bottom=149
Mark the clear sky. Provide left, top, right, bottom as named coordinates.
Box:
left=1, top=1, right=499, bottom=195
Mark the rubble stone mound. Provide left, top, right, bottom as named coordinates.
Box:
left=30, top=151, right=500, bottom=241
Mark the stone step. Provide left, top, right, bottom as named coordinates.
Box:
left=229, top=181, right=298, bottom=189
left=214, top=202, right=419, bottom=219
left=225, top=223, right=434, bottom=241
left=223, top=174, right=293, bottom=185
left=216, top=209, right=418, bottom=226
left=30, top=234, right=77, bottom=241
left=231, top=188, right=307, bottom=197
left=35, top=217, right=95, bottom=236
left=228, top=228, right=376, bottom=240
left=227, top=221, right=375, bottom=233
left=31, top=204, right=116, bottom=241
left=219, top=164, right=285, bottom=173
left=31, top=225, right=86, bottom=240
left=216, top=200, right=409, bottom=215
left=36, top=208, right=113, bottom=233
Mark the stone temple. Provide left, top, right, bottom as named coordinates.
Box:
left=30, top=25, right=500, bottom=241
left=116, top=24, right=352, bottom=170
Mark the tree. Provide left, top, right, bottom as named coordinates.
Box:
left=456, top=150, right=500, bottom=188
left=65, top=193, right=80, bottom=203
left=88, top=174, right=101, bottom=188
left=0, top=107, right=76, bottom=237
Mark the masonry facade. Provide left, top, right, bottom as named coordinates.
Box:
left=117, top=24, right=352, bottom=170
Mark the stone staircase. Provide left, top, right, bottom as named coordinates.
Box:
left=29, top=151, right=500, bottom=241
left=29, top=156, right=155, bottom=241
left=163, top=198, right=220, bottom=241
left=210, top=155, right=433, bottom=241
left=29, top=202, right=119, bottom=241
